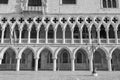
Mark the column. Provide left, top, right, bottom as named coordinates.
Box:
left=106, top=29, right=109, bottom=44
left=115, top=29, right=118, bottom=44
left=71, top=58, right=75, bottom=71
left=0, top=58, right=2, bottom=64
left=36, top=29, right=39, bottom=44
left=89, top=29, right=91, bottom=44
left=45, top=29, right=48, bottom=44
left=53, top=58, right=57, bottom=71
left=88, top=55, right=93, bottom=72
left=71, top=29, right=74, bottom=44
left=80, top=28, right=82, bottom=44
left=28, top=29, right=31, bottom=43
left=19, top=29, right=22, bottom=44
left=35, top=58, right=39, bottom=71
left=54, top=29, right=56, bottom=43
left=16, top=58, right=20, bottom=71
left=1, top=29, right=5, bottom=43
left=107, top=56, right=112, bottom=71
left=63, top=29, right=65, bottom=44
left=97, top=29, right=100, bottom=44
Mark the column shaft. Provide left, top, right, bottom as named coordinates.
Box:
left=54, top=30, right=56, bottom=43
left=107, top=57, right=112, bottom=71
left=19, top=30, right=22, bottom=43
left=89, top=56, right=93, bottom=72
left=89, top=29, right=91, bottom=44
left=63, top=30, right=65, bottom=44
left=80, top=29, right=82, bottom=44
left=35, top=58, right=38, bottom=71
left=106, top=29, right=109, bottom=44
left=97, top=29, right=100, bottom=44
left=115, top=29, right=118, bottom=44
left=71, top=59, right=75, bottom=71
left=28, top=29, right=31, bottom=43
left=1, top=29, right=5, bottom=43
left=53, top=58, right=57, bottom=71
left=36, top=30, right=39, bottom=44
left=16, top=58, right=20, bottom=71
left=71, top=29, right=74, bottom=44
left=45, top=30, right=48, bottom=44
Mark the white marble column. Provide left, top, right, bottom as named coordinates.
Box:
left=115, top=29, right=118, bottom=44
left=80, top=28, right=82, bottom=44
left=54, top=29, right=57, bottom=43
left=35, top=58, right=39, bottom=71
left=16, top=58, right=20, bottom=71
left=88, top=55, right=93, bottom=72
left=36, top=29, right=39, bottom=44
left=107, top=56, right=112, bottom=71
left=71, top=29, right=74, bottom=44
left=1, top=29, right=5, bottom=43
left=53, top=58, right=57, bottom=71
left=89, top=29, right=91, bottom=44
left=45, top=29, right=48, bottom=44
left=0, top=58, right=2, bottom=64
left=97, top=29, right=100, bottom=44
left=63, top=29, right=65, bottom=44
left=71, top=58, right=75, bottom=71
left=28, top=29, right=31, bottom=43
left=19, top=29, right=22, bottom=44
left=106, top=29, right=109, bottom=44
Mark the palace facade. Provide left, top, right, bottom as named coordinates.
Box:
left=0, top=0, right=120, bottom=71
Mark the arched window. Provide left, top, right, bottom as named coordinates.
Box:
left=30, top=24, right=37, bottom=38
left=0, top=26, right=2, bottom=39
left=48, top=25, right=54, bottom=39
left=100, top=25, right=106, bottom=38
left=65, top=25, right=71, bottom=39
left=82, top=25, right=89, bottom=39
left=14, top=24, right=19, bottom=39
left=103, top=0, right=117, bottom=8
left=0, top=0, right=8, bottom=4
left=60, top=51, right=69, bottom=63
left=94, top=52, right=102, bottom=63
left=91, top=25, right=97, bottom=39
left=74, top=25, right=80, bottom=39
left=39, top=24, right=45, bottom=39
left=109, top=25, right=115, bottom=38
left=4, top=24, right=10, bottom=38
left=56, top=25, right=63, bottom=39
left=22, top=24, right=28, bottom=38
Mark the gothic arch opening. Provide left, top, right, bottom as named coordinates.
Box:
left=20, top=48, right=35, bottom=70
left=13, top=24, right=19, bottom=43
left=65, top=25, right=71, bottom=39
left=75, top=49, right=89, bottom=70
left=82, top=25, right=89, bottom=39
left=0, top=25, right=2, bottom=42
left=30, top=24, right=37, bottom=43
left=109, top=25, right=115, bottom=38
left=38, top=49, right=53, bottom=70
left=112, top=48, right=120, bottom=70
left=117, top=24, right=120, bottom=38
left=57, top=49, right=71, bottom=71
left=91, top=24, right=97, bottom=39
left=93, top=48, right=108, bottom=70
left=22, top=24, right=28, bottom=43
left=48, top=24, right=54, bottom=39
left=100, top=25, right=107, bottom=38
left=0, top=48, right=16, bottom=70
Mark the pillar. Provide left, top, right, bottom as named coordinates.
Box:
left=19, top=29, right=22, bottom=44
left=54, top=29, right=56, bottom=43
left=45, top=29, right=48, bottom=44
left=71, top=29, right=74, bottom=44
left=107, top=56, right=112, bottom=71
left=28, top=29, right=31, bottom=43
left=53, top=58, right=57, bottom=71
left=35, top=58, right=39, bottom=71
left=80, top=28, right=82, bottom=44
left=16, top=58, right=20, bottom=71
left=63, top=29, right=65, bottom=44
left=88, top=55, right=93, bottom=72
left=1, top=29, right=5, bottom=43
left=115, top=29, right=118, bottom=44
left=0, top=58, right=2, bottom=64
left=36, top=29, right=39, bottom=44
left=88, top=29, right=91, bottom=44
left=106, top=29, right=109, bottom=44
left=71, top=58, right=75, bottom=71
left=97, top=29, right=100, bottom=44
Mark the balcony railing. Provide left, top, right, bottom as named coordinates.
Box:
left=2, top=38, right=119, bottom=44
left=22, top=5, right=42, bottom=11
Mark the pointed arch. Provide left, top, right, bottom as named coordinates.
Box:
left=4, top=24, right=11, bottom=38
left=65, top=24, right=71, bottom=39
left=82, top=24, right=89, bottom=39
left=117, top=24, right=120, bottom=38
left=39, top=24, right=46, bottom=39
left=22, top=24, right=28, bottom=38
left=109, top=24, right=115, bottom=38
left=13, top=24, right=19, bottom=39
left=56, top=24, right=63, bottom=39
left=73, top=24, right=80, bottom=39
left=91, top=24, right=97, bottom=39
left=48, top=24, right=54, bottom=39
left=100, top=24, right=107, bottom=38
left=30, top=24, right=37, bottom=38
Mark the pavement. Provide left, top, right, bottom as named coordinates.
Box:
left=0, top=71, right=120, bottom=80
